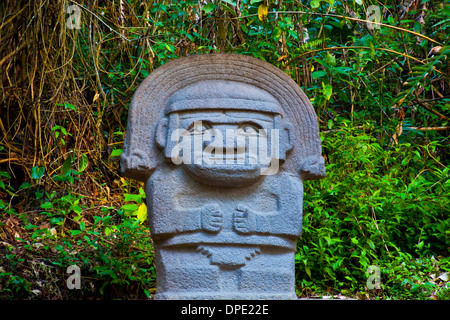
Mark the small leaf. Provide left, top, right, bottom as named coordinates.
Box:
left=220, top=2, right=236, bottom=16
left=71, top=230, right=82, bottom=236
left=121, top=203, right=139, bottom=212
left=64, top=103, right=76, bottom=111
left=61, top=154, right=73, bottom=177
left=258, top=4, right=268, bottom=21
left=202, top=2, right=216, bottom=14
left=312, top=70, right=327, bottom=79
left=110, top=149, right=123, bottom=157
left=326, top=52, right=336, bottom=66
left=369, top=41, right=375, bottom=56
left=322, top=82, right=333, bottom=100
left=273, top=27, right=282, bottom=39
left=327, top=119, right=334, bottom=130
left=136, top=203, right=148, bottom=224
left=311, top=0, right=321, bottom=9
left=19, top=182, right=31, bottom=190
left=57, top=103, right=76, bottom=111
left=417, top=241, right=424, bottom=250
left=31, top=166, right=45, bottom=180
left=0, top=171, right=10, bottom=178
left=40, top=202, right=53, bottom=209
left=164, top=43, right=175, bottom=52
left=123, top=193, right=143, bottom=202
left=305, top=265, right=311, bottom=278
left=79, top=153, right=88, bottom=172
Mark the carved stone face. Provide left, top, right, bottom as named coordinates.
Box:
left=164, top=110, right=283, bottom=187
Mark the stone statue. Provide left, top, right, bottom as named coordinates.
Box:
left=120, top=54, right=325, bottom=299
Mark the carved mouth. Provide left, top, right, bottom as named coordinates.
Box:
left=200, top=150, right=259, bottom=164
left=183, top=162, right=263, bottom=187
left=207, top=156, right=258, bottom=165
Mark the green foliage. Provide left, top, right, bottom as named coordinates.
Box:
left=297, top=122, right=449, bottom=298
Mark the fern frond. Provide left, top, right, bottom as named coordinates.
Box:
left=393, top=46, right=449, bottom=108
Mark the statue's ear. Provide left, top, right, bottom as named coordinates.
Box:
left=155, top=117, right=169, bottom=149
left=300, top=156, right=326, bottom=180
left=283, top=121, right=295, bottom=153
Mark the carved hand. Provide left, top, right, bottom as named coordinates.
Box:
left=233, top=205, right=256, bottom=234
left=201, top=203, right=223, bottom=233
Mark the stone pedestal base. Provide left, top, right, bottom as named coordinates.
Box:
left=153, top=244, right=296, bottom=300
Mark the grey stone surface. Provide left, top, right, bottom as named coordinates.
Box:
left=121, top=53, right=325, bottom=299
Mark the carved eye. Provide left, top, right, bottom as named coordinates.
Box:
left=239, top=124, right=259, bottom=135
left=190, top=123, right=210, bottom=134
